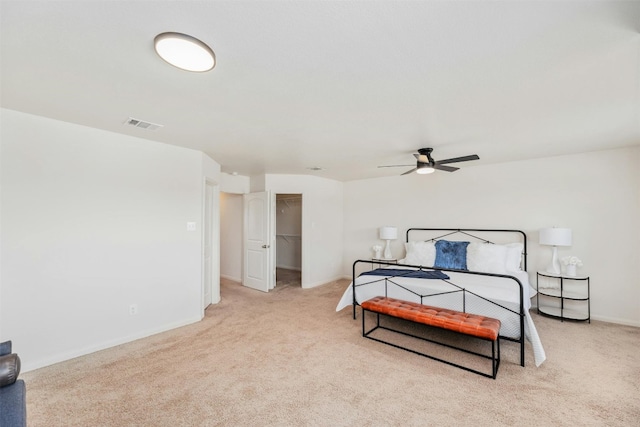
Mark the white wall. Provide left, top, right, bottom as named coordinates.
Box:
left=343, top=146, right=640, bottom=326
left=221, top=172, right=250, bottom=194
left=0, top=109, right=220, bottom=370
left=220, top=192, right=243, bottom=282
left=202, top=154, right=221, bottom=182
left=250, top=174, right=266, bottom=192
left=265, top=175, right=344, bottom=288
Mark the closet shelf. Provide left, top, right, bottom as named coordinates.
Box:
left=276, top=234, right=301, bottom=243
left=277, top=197, right=302, bottom=209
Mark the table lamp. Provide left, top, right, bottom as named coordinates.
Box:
left=539, top=227, right=572, bottom=274
left=379, top=226, right=398, bottom=260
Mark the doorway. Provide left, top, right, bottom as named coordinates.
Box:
left=275, top=194, right=302, bottom=287
left=220, top=192, right=243, bottom=284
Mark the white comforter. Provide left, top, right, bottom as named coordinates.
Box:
left=336, top=268, right=546, bottom=366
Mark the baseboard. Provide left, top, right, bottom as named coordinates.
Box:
left=530, top=304, right=639, bottom=328
left=302, top=275, right=346, bottom=289
left=22, top=316, right=202, bottom=373
left=276, top=265, right=301, bottom=271
left=590, top=315, right=640, bottom=328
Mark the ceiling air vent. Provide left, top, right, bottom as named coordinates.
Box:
left=124, top=117, right=164, bottom=131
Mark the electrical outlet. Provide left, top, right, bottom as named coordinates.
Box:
left=129, top=304, right=138, bottom=316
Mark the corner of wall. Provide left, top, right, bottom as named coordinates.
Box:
left=221, top=173, right=250, bottom=194
left=201, top=153, right=221, bottom=181
left=249, top=174, right=266, bottom=192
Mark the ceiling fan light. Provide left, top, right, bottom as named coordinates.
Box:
left=154, top=32, right=216, bottom=72
left=416, top=165, right=435, bottom=174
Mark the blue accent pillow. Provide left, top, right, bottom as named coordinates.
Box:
left=434, top=240, right=470, bottom=270
left=0, top=341, right=11, bottom=356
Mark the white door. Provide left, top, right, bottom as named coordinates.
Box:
left=243, top=191, right=274, bottom=292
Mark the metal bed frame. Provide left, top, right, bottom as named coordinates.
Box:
left=351, top=228, right=528, bottom=367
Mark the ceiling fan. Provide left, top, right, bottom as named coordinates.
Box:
left=378, top=147, right=480, bottom=175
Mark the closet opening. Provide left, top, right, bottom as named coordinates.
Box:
left=275, top=193, right=302, bottom=288
left=219, top=191, right=244, bottom=290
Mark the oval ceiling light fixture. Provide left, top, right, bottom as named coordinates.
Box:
left=416, top=164, right=435, bottom=174
left=154, top=32, right=216, bottom=72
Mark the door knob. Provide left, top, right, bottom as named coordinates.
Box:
left=262, top=244, right=270, bottom=249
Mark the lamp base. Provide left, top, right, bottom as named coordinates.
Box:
left=546, top=246, right=561, bottom=275
left=546, top=266, right=561, bottom=275
left=383, top=240, right=392, bottom=259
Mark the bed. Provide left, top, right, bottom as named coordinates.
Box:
left=336, top=228, right=546, bottom=367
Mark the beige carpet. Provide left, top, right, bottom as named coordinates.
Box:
left=22, top=278, right=640, bottom=426
left=276, top=267, right=301, bottom=288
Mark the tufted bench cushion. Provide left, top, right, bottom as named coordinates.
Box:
left=361, top=296, right=501, bottom=341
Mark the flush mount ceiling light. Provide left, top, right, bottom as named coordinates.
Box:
left=154, top=32, right=216, bottom=72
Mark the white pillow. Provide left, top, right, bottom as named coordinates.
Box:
left=466, top=242, right=508, bottom=274
left=504, top=243, right=524, bottom=272
left=402, top=241, right=436, bottom=266
left=467, top=242, right=524, bottom=274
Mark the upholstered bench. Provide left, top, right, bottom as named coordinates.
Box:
left=361, top=296, right=501, bottom=378
left=0, top=340, right=26, bottom=427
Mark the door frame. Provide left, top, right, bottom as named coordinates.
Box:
left=202, top=178, right=220, bottom=314
left=275, top=193, right=303, bottom=281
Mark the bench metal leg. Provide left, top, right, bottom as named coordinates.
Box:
left=491, top=338, right=501, bottom=379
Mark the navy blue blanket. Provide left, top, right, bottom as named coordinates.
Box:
left=360, top=268, right=449, bottom=280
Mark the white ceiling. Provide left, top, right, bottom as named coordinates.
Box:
left=2, top=1, right=639, bottom=181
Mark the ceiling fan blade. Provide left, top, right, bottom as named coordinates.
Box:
left=378, top=164, right=414, bottom=168
left=413, top=153, right=429, bottom=162
left=433, top=164, right=459, bottom=172
left=401, top=168, right=417, bottom=176
left=436, top=154, right=480, bottom=165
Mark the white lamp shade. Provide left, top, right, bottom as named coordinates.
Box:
left=539, top=228, right=572, bottom=246
left=379, top=226, right=397, bottom=240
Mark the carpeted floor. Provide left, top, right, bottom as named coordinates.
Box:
left=22, top=278, right=640, bottom=426
left=276, top=267, right=301, bottom=289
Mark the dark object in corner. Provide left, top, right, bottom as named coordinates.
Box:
left=0, top=340, right=26, bottom=427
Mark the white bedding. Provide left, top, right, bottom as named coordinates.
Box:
left=336, top=267, right=546, bottom=366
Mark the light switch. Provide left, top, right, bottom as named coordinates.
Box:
left=187, top=222, right=196, bottom=231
